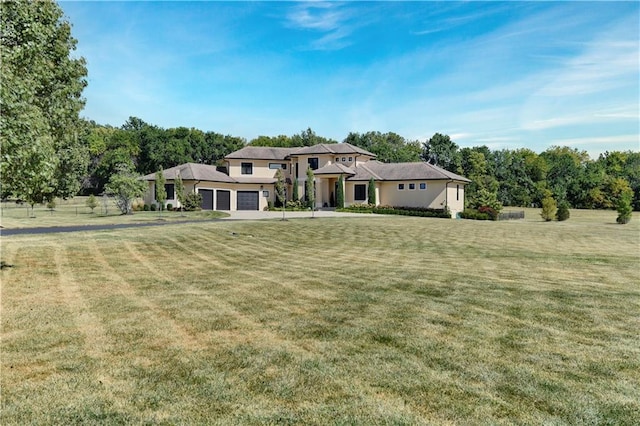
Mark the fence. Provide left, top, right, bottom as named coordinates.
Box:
left=498, top=210, right=525, bottom=221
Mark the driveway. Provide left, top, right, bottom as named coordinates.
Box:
left=0, top=210, right=375, bottom=236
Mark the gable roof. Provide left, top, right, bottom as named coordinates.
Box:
left=141, top=163, right=235, bottom=183
left=291, top=143, right=376, bottom=157
left=224, top=146, right=292, bottom=160
left=349, top=161, right=471, bottom=182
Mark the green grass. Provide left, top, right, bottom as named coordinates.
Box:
left=1, top=212, right=639, bottom=424
left=1, top=197, right=228, bottom=229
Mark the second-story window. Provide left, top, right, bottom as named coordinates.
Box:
left=308, top=157, right=319, bottom=170
left=241, top=162, right=253, bottom=175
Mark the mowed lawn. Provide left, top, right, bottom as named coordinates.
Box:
left=1, top=212, right=639, bottom=424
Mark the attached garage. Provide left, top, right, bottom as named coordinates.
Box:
left=237, top=191, right=259, bottom=210
left=199, top=189, right=214, bottom=210
left=216, top=190, right=231, bottom=210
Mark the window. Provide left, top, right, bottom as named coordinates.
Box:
left=409, top=183, right=416, bottom=190
left=308, top=157, right=319, bottom=170
left=348, top=157, right=353, bottom=162
left=398, top=183, right=405, bottom=190
left=263, top=190, right=270, bottom=198
left=419, top=183, right=427, bottom=190
left=164, top=183, right=175, bottom=199
left=241, top=162, right=253, bottom=175
left=354, top=184, right=367, bottom=201
left=342, top=157, right=346, bottom=162
left=335, top=157, right=340, bottom=162
left=269, top=163, right=286, bottom=169
left=457, top=185, right=460, bottom=201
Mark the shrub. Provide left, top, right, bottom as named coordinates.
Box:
left=460, top=209, right=491, bottom=221
left=46, top=199, right=56, bottom=210
left=150, top=203, right=157, bottom=211
left=143, top=204, right=150, bottom=211
left=478, top=205, right=498, bottom=221
left=86, top=194, right=98, bottom=213
left=183, top=192, right=203, bottom=211
left=556, top=202, right=570, bottom=221
left=616, top=193, right=632, bottom=224
left=167, top=203, right=173, bottom=211
left=540, top=192, right=557, bottom=221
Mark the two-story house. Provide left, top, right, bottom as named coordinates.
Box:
left=142, top=142, right=470, bottom=217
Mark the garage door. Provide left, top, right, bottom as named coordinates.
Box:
left=199, top=189, right=214, bottom=210
left=216, top=190, right=230, bottom=210
left=237, top=191, right=259, bottom=210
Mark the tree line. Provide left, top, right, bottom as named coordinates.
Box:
left=2, top=0, right=637, bottom=214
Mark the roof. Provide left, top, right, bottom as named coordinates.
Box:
left=224, top=146, right=292, bottom=160
left=349, top=161, right=471, bottom=182
left=291, top=143, right=376, bottom=157
left=313, top=163, right=356, bottom=176
left=141, top=163, right=235, bottom=183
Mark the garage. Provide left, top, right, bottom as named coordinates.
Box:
left=216, top=190, right=231, bottom=210
left=237, top=191, right=259, bottom=210
left=199, top=189, right=214, bottom=210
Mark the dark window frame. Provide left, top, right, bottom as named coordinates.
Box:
left=354, top=184, right=367, bottom=201
left=409, top=183, right=416, bottom=190
left=398, top=183, right=405, bottom=190
left=419, top=183, right=427, bottom=190
left=308, top=157, right=319, bottom=170
left=165, top=183, right=175, bottom=199
left=241, top=162, right=253, bottom=175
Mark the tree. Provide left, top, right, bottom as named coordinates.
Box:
left=540, top=190, right=557, bottom=222
left=422, top=133, right=461, bottom=172
left=274, top=168, right=286, bottom=220
left=336, top=175, right=345, bottom=209
left=616, top=192, right=632, bottom=224
left=155, top=168, right=166, bottom=216
left=556, top=201, right=570, bottom=221
left=306, top=167, right=315, bottom=216
left=292, top=176, right=300, bottom=201
left=344, top=131, right=421, bottom=163
left=105, top=164, right=147, bottom=215
left=1, top=0, right=88, bottom=201
left=174, top=170, right=186, bottom=215
left=368, top=178, right=376, bottom=205
left=86, top=194, right=98, bottom=213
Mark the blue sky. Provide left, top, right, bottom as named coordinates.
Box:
left=60, top=1, right=639, bottom=158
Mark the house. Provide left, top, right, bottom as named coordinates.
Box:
left=142, top=142, right=470, bottom=217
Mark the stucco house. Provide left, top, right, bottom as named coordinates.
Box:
left=142, top=142, right=470, bottom=217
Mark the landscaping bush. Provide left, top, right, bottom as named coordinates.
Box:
left=167, top=203, right=173, bottom=211
left=478, top=205, right=498, bottom=221
left=183, top=192, right=203, bottom=211
left=339, top=204, right=450, bottom=218
left=540, top=191, right=557, bottom=221
left=556, top=202, right=570, bottom=221
left=616, top=193, right=632, bottom=224
left=150, top=203, right=157, bottom=211
left=460, top=209, right=492, bottom=221
left=143, top=204, right=150, bottom=211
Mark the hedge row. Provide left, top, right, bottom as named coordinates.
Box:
left=339, top=204, right=451, bottom=219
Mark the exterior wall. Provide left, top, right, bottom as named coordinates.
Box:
left=376, top=180, right=447, bottom=210
left=227, top=159, right=290, bottom=179
left=343, top=181, right=380, bottom=206
left=446, top=183, right=465, bottom=217
left=290, top=154, right=334, bottom=180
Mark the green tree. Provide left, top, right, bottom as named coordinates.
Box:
left=306, top=167, right=315, bottom=216
left=86, top=194, right=98, bottom=213
left=274, top=168, right=286, bottom=220
left=174, top=170, right=186, bottom=215
left=368, top=178, right=376, bottom=205
left=155, top=168, right=166, bottom=215
left=1, top=0, right=88, bottom=201
left=616, top=192, right=632, bottom=224
left=336, top=175, right=345, bottom=209
left=422, top=133, right=461, bottom=173
left=293, top=176, right=300, bottom=201
left=556, top=201, right=570, bottom=221
left=105, top=164, right=146, bottom=215
left=344, top=131, right=421, bottom=163
left=540, top=190, right=557, bottom=222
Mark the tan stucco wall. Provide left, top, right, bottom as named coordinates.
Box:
left=228, top=159, right=290, bottom=179
left=376, top=180, right=447, bottom=210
